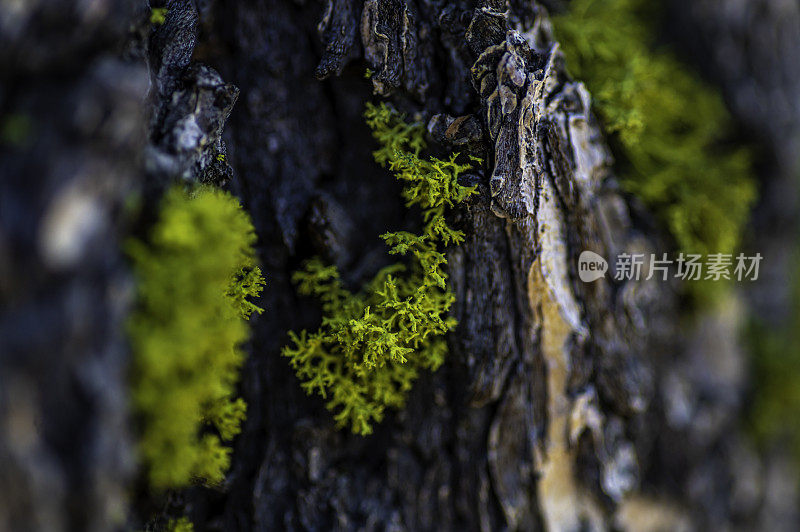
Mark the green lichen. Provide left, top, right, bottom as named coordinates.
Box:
left=553, top=0, right=755, bottom=270
left=748, top=246, right=800, bottom=462
left=282, top=102, right=477, bottom=435
left=167, top=516, right=193, bottom=532
left=150, top=7, right=168, bottom=25
left=128, top=186, right=264, bottom=489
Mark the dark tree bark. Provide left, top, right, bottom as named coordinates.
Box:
left=1, top=1, right=799, bottom=531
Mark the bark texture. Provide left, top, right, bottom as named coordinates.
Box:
left=1, top=1, right=798, bottom=531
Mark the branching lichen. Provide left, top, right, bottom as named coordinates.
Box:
left=553, top=0, right=755, bottom=266
left=282, top=103, right=477, bottom=435
left=128, top=186, right=264, bottom=489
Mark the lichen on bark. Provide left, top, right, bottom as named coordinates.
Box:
left=128, top=186, right=264, bottom=489
left=3, top=0, right=799, bottom=530
left=282, top=103, right=476, bottom=435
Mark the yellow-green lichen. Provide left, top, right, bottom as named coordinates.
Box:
left=128, top=186, right=264, bottom=489
left=282, top=103, right=477, bottom=435
left=150, top=7, right=168, bottom=26
left=748, top=246, right=800, bottom=462
left=167, top=516, right=194, bottom=532
left=553, top=0, right=755, bottom=298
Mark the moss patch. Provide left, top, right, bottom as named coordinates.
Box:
left=748, top=248, right=800, bottom=461
left=128, top=186, right=264, bottom=489
left=553, top=0, right=755, bottom=298
left=167, top=516, right=193, bottom=532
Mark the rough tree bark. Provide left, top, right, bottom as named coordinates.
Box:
left=1, top=0, right=798, bottom=531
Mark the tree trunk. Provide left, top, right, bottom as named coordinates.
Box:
left=1, top=1, right=798, bottom=531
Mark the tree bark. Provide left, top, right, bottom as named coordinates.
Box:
left=1, top=1, right=798, bottom=531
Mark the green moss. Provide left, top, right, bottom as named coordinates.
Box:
left=128, top=186, right=264, bottom=489
left=282, top=103, right=477, bottom=435
left=553, top=0, right=755, bottom=287
left=150, top=7, right=168, bottom=25
left=748, top=248, right=800, bottom=460
left=167, top=517, right=193, bottom=532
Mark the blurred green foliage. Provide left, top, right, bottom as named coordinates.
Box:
left=128, top=186, right=264, bottom=489
left=150, top=7, right=168, bottom=25
left=553, top=0, right=755, bottom=283
left=167, top=516, right=194, bottom=532
left=0, top=113, right=32, bottom=147
left=748, top=249, right=800, bottom=461
left=282, top=103, right=477, bottom=435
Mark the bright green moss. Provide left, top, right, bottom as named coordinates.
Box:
left=282, top=103, right=477, bottom=435
left=553, top=0, right=755, bottom=272
left=128, top=186, right=264, bottom=489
